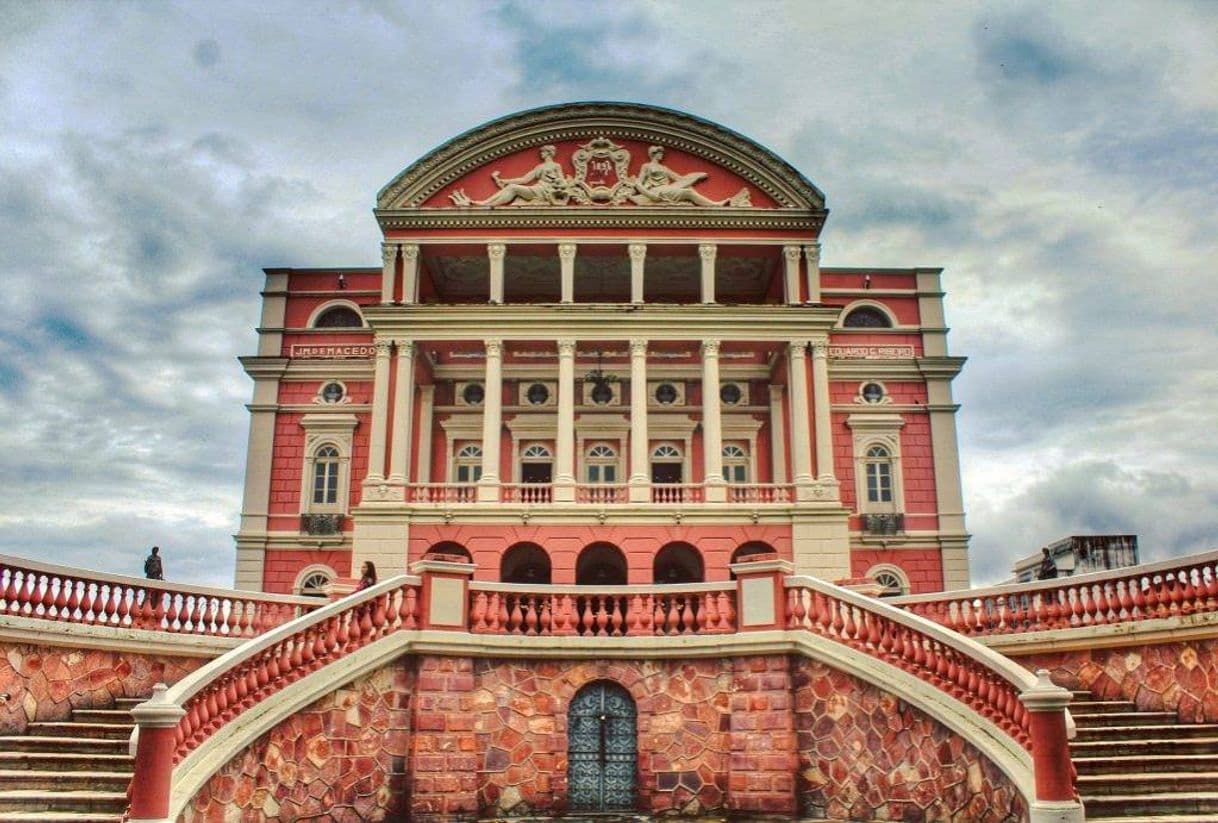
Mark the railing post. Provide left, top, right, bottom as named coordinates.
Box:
left=1020, top=669, right=1084, bottom=823
left=129, top=683, right=186, bottom=823
left=411, top=558, right=475, bottom=631
left=730, top=557, right=792, bottom=631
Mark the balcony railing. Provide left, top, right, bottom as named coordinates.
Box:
left=404, top=483, right=477, bottom=503
left=575, top=484, right=629, bottom=503
left=501, top=483, right=552, bottom=504
left=398, top=481, right=805, bottom=505
left=727, top=484, right=795, bottom=503
left=651, top=483, right=704, bottom=504
left=300, top=513, right=343, bottom=535
left=861, top=512, right=904, bottom=535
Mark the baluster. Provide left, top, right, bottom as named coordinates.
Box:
left=702, top=591, right=719, bottom=633
left=401, top=587, right=418, bottom=630
left=651, top=595, right=664, bottom=635
left=50, top=577, right=69, bottom=621
left=471, top=592, right=488, bottom=632
left=524, top=597, right=539, bottom=635
left=506, top=596, right=523, bottom=634
left=492, top=593, right=508, bottom=633
left=595, top=596, right=610, bottom=636
left=638, top=594, right=653, bottom=634
left=720, top=592, right=736, bottom=632
left=627, top=594, right=643, bottom=635
left=1205, top=566, right=1218, bottom=607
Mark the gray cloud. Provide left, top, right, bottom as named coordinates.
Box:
left=193, top=38, right=221, bottom=69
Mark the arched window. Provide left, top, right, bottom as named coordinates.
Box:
left=576, top=543, right=628, bottom=586
left=501, top=543, right=551, bottom=584
left=653, top=543, right=704, bottom=584
left=652, top=444, right=681, bottom=460
left=426, top=542, right=472, bottom=562
left=312, top=445, right=340, bottom=505
left=722, top=444, right=748, bottom=483
left=313, top=305, right=363, bottom=328
left=297, top=568, right=333, bottom=598
left=456, top=443, right=482, bottom=483
left=865, top=445, right=893, bottom=504
left=522, top=444, right=552, bottom=460
left=586, top=443, right=618, bottom=483
left=869, top=566, right=910, bottom=597
left=842, top=306, right=892, bottom=328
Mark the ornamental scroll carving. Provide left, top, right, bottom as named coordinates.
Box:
left=449, top=137, right=751, bottom=208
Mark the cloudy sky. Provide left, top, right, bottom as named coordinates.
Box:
left=2, top=1, right=1215, bottom=587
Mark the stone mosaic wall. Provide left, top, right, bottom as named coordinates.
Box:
left=0, top=642, right=202, bottom=733
left=793, top=660, right=1028, bottom=822
left=1013, top=637, right=1218, bottom=722
left=180, top=663, right=412, bottom=823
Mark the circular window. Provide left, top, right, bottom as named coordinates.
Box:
left=654, top=383, right=678, bottom=405
left=589, top=380, right=614, bottom=405
left=719, top=383, right=742, bottom=405
left=525, top=383, right=550, bottom=405
left=321, top=382, right=345, bottom=403
left=462, top=383, right=485, bottom=405
left=861, top=382, right=885, bottom=404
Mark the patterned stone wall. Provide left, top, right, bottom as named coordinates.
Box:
left=729, top=656, right=797, bottom=815
left=793, top=660, right=1028, bottom=822
left=410, top=656, right=479, bottom=821
left=1012, top=637, right=1218, bottom=722
left=181, top=662, right=412, bottom=822
left=0, top=642, right=202, bottom=734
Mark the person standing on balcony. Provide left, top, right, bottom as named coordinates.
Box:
left=143, top=546, right=164, bottom=580
left=1037, top=547, right=1058, bottom=580
left=355, top=561, right=377, bottom=591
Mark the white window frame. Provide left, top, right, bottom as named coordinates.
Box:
left=455, top=442, right=483, bottom=484
left=299, top=414, right=358, bottom=515
left=867, top=564, right=911, bottom=597
left=722, top=443, right=749, bottom=483
left=846, top=414, right=905, bottom=515
left=294, top=564, right=337, bottom=597
left=585, top=442, right=619, bottom=484
left=835, top=299, right=900, bottom=330
left=305, top=299, right=366, bottom=329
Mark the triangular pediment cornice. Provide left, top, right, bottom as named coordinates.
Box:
left=376, top=102, right=827, bottom=229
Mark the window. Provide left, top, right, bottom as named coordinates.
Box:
left=586, top=444, right=618, bottom=483
left=719, top=383, right=744, bottom=405
left=652, top=444, right=681, bottom=460
left=865, top=445, right=893, bottom=503
left=312, top=445, right=341, bottom=504
left=521, top=444, right=552, bottom=460
left=313, top=306, right=363, bottom=328
left=456, top=444, right=482, bottom=483
left=722, top=444, right=748, bottom=483
left=868, top=566, right=910, bottom=597
left=298, top=570, right=332, bottom=598
left=842, top=306, right=892, bottom=328
left=461, top=383, right=485, bottom=406
left=860, top=382, right=886, bottom=404
left=319, top=382, right=346, bottom=404
left=654, top=383, right=679, bottom=405
left=525, top=382, right=550, bottom=405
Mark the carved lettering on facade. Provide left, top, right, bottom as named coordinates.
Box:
left=828, top=345, right=916, bottom=360
left=292, top=344, right=376, bottom=359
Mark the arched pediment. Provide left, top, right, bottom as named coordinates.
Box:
left=376, top=103, right=826, bottom=221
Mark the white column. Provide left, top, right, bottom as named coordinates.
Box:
left=804, top=242, right=822, bottom=303
left=701, top=340, right=725, bottom=501
left=783, top=245, right=801, bottom=305
left=810, top=336, right=836, bottom=489
left=629, top=242, right=647, bottom=303
left=401, top=244, right=420, bottom=304
left=380, top=242, right=398, bottom=304
left=699, top=243, right=717, bottom=304
left=416, top=384, right=435, bottom=483
left=488, top=243, right=505, bottom=304
left=628, top=338, right=650, bottom=502
left=787, top=340, right=816, bottom=497
left=365, top=340, right=393, bottom=483
left=558, top=243, right=576, bottom=304
left=554, top=338, right=577, bottom=501
left=768, top=384, right=788, bottom=484
left=387, top=339, right=415, bottom=485
left=477, top=339, right=503, bottom=501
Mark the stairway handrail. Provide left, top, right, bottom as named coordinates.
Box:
left=889, top=548, right=1218, bottom=636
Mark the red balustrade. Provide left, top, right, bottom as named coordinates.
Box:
left=170, top=578, right=420, bottom=763
left=468, top=584, right=737, bottom=637
left=0, top=556, right=318, bottom=638
left=786, top=581, right=1033, bottom=751
left=891, top=550, right=1218, bottom=637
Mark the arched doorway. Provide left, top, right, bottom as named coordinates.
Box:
left=425, top=541, right=472, bottom=563
left=576, top=542, right=627, bottom=586
left=653, top=542, right=704, bottom=584
left=729, top=541, right=776, bottom=579
left=500, top=542, right=551, bottom=584
left=567, top=681, right=637, bottom=812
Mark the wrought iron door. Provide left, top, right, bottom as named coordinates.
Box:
left=567, top=681, right=637, bottom=811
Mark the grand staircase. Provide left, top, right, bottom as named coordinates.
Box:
left=0, top=697, right=139, bottom=822
left=1072, top=690, right=1218, bottom=822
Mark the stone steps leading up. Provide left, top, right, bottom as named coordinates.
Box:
left=0, top=774, right=130, bottom=795
left=0, top=793, right=127, bottom=815
left=1070, top=691, right=1218, bottom=820
left=21, top=724, right=130, bottom=741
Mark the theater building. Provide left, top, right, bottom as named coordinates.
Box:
left=233, top=102, right=970, bottom=597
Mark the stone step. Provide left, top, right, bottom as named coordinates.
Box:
left=110, top=698, right=144, bottom=708
left=1070, top=699, right=1140, bottom=714
left=22, top=724, right=129, bottom=741
left=0, top=754, right=130, bottom=774
left=66, top=711, right=131, bottom=725
left=0, top=792, right=127, bottom=815
left=1073, top=724, right=1218, bottom=742
left=0, top=773, right=130, bottom=794
left=1075, top=754, right=1218, bottom=775
left=1081, top=792, right=1218, bottom=817
left=1072, top=736, right=1218, bottom=758
left=1071, top=711, right=1180, bottom=727
left=0, top=738, right=128, bottom=756
left=1077, top=772, right=1218, bottom=796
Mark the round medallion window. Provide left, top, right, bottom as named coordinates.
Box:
left=654, top=383, right=678, bottom=405
left=525, top=383, right=550, bottom=405
left=719, top=383, right=742, bottom=405
left=462, top=383, right=485, bottom=405
left=321, top=382, right=345, bottom=403
left=861, top=382, right=885, bottom=404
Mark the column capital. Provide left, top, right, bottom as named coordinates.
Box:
left=374, top=340, right=393, bottom=358
left=783, top=244, right=801, bottom=262
left=630, top=338, right=648, bottom=356
left=557, top=242, right=577, bottom=259
left=698, top=242, right=717, bottom=261
left=804, top=242, right=822, bottom=263
left=487, top=242, right=506, bottom=260
left=381, top=242, right=398, bottom=264
left=810, top=337, right=830, bottom=360
left=484, top=338, right=503, bottom=357
left=788, top=340, right=810, bottom=357
left=701, top=339, right=721, bottom=357
left=401, top=243, right=420, bottom=261
left=628, top=242, right=647, bottom=261
left=393, top=339, right=415, bottom=356
left=557, top=338, right=577, bottom=356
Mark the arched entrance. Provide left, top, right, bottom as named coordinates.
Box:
left=567, top=681, right=637, bottom=812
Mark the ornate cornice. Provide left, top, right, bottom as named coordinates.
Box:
left=375, top=102, right=827, bottom=217
left=375, top=206, right=824, bottom=233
